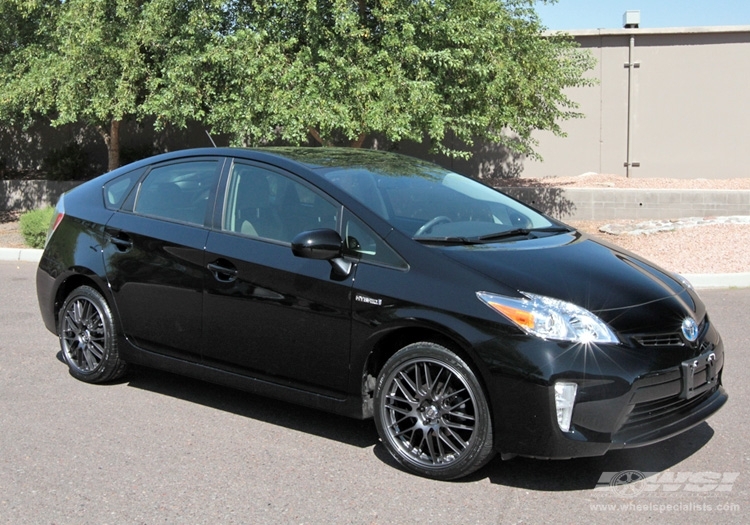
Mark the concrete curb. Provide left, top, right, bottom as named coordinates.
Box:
left=2, top=247, right=748, bottom=290
left=0, top=247, right=43, bottom=263
left=682, top=273, right=750, bottom=290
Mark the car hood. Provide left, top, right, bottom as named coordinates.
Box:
left=438, top=232, right=703, bottom=334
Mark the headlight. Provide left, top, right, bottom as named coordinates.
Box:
left=476, top=291, right=619, bottom=344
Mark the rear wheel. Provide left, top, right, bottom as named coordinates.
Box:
left=58, top=285, right=127, bottom=383
left=374, top=342, right=495, bottom=480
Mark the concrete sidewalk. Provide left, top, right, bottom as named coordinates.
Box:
left=3, top=246, right=749, bottom=290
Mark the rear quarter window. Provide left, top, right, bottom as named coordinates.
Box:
left=103, top=168, right=144, bottom=210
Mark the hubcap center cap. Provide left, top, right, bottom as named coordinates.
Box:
left=422, top=403, right=440, bottom=422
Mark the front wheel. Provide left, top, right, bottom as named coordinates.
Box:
left=58, top=285, right=127, bottom=383
left=374, top=342, right=495, bottom=480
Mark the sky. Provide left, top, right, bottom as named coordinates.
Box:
left=535, top=0, right=750, bottom=30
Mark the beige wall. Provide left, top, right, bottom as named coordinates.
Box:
left=521, top=26, right=750, bottom=180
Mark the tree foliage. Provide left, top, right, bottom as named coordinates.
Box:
left=1, top=0, right=151, bottom=169
left=1, top=0, right=594, bottom=170
left=173, top=0, right=594, bottom=158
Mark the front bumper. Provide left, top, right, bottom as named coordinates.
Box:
left=479, top=317, right=727, bottom=459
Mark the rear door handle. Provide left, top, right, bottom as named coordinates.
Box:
left=207, top=261, right=239, bottom=282
left=108, top=231, right=133, bottom=251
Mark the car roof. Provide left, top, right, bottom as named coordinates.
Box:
left=118, top=147, right=437, bottom=174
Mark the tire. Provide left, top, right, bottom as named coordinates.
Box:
left=374, top=342, right=495, bottom=480
left=58, top=285, right=127, bottom=383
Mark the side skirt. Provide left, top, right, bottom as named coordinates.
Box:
left=119, top=337, right=367, bottom=419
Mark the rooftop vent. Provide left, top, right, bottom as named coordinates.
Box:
left=623, top=10, right=641, bottom=29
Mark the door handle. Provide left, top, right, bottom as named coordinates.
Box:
left=108, top=232, right=133, bottom=251
left=207, top=261, right=239, bottom=282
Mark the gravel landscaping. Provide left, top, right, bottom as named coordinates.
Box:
left=518, top=174, right=750, bottom=275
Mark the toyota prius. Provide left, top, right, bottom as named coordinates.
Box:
left=37, top=147, right=727, bottom=479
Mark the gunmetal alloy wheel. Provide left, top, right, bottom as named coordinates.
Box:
left=374, top=342, right=494, bottom=480
left=59, top=286, right=126, bottom=383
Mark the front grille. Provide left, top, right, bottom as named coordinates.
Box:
left=630, top=317, right=708, bottom=348
left=620, top=387, right=715, bottom=434
left=610, top=315, right=723, bottom=445
left=634, top=333, right=683, bottom=347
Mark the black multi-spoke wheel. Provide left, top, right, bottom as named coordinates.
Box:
left=374, top=342, right=494, bottom=480
left=59, top=286, right=126, bottom=383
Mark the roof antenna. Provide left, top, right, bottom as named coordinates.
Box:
left=205, top=130, right=217, bottom=148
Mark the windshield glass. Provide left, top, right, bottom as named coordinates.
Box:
left=321, top=161, right=554, bottom=240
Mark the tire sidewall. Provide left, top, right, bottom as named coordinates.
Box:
left=374, top=342, right=495, bottom=480
left=58, top=285, right=121, bottom=383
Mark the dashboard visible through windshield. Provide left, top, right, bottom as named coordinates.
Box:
left=323, top=165, right=556, bottom=241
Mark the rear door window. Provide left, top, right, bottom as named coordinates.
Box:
left=135, top=160, right=221, bottom=225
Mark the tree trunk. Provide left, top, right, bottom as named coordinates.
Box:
left=97, top=119, right=121, bottom=172
left=308, top=127, right=328, bottom=147
left=309, top=127, right=367, bottom=148
left=350, top=133, right=366, bottom=148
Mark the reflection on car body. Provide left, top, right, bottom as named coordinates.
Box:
left=37, top=147, right=727, bottom=480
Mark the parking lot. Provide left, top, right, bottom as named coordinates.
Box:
left=1, top=260, right=747, bottom=524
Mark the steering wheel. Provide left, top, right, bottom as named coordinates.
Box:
left=414, top=216, right=452, bottom=237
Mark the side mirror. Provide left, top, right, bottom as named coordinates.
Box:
left=291, top=229, right=353, bottom=277
left=291, top=228, right=343, bottom=260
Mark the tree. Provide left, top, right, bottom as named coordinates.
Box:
left=0, top=0, right=223, bottom=171
left=3, top=1, right=130, bottom=170
left=1, top=0, right=594, bottom=171
left=151, top=0, right=594, bottom=159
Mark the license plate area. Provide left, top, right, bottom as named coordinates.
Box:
left=680, top=350, right=718, bottom=399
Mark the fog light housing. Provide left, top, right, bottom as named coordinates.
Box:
left=554, top=382, right=578, bottom=433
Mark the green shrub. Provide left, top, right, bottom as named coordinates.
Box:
left=19, top=206, right=55, bottom=249
left=42, top=142, right=91, bottom=181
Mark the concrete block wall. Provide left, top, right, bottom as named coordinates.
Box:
left=3, top=180, right=750, bottom=222
left=1, top=180, right=80, bottom=213
left=504, top=187, right=750, bottom=221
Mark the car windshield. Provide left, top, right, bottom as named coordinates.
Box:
left=319, top=159, right=556, bottom=241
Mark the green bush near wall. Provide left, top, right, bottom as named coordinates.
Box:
left=19, top=207, right=55, bottom=248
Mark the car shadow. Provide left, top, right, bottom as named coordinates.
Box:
left=123, top=364, right=379, bottom=449
left=59, top=353, right=717, bottom=488
left=371, top=422, right=715, bottom=488
left=476, top=422, right=715, bottom=490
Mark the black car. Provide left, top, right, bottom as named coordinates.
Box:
left=37, top=147, right=727, bottom=480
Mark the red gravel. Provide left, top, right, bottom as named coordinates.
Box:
left=570, top=221, right=750, bottom=275
left=521, top=174, right=750, bottom=275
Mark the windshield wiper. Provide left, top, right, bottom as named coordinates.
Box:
left=476, top=226, right=573, bottom=242
left=416, top=226, right=574, bottom=245
left=414, top=236, right=481, bottom=245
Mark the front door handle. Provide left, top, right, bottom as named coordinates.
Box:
left=207, top=261, right=239, bottom=282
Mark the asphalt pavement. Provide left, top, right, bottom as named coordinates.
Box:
left=1, top=260, right=748, bottom=524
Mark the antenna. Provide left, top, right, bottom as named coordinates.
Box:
left=205, top=130, right=217, bottom=148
